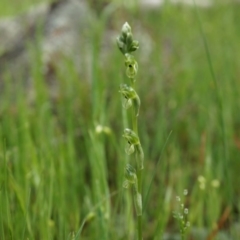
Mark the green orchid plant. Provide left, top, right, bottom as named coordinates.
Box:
left=117, top=22, right=144, bottom=240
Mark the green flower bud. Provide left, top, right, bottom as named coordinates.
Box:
left=117, top=23, right=139, bottom=54
left=124, top=164, right=142, bottom=215
left=116, top=36, right=124, bottom=53
left=125, top=54, right=138, bottom=79
left=119, top=84, right=136, bottom=99
left=123, top=128, right=139, bottom=145
left=123, top=180, right=130, bottom=189
left=121, top=97, right=133, bottom=110
left=125, top=143, right=134, bottom=155
left=125, top=164, right=137, bottom=184
left=123, top=128, right=139, bottom=156
left=119, top=84, right=140, bottom=116
left=126, top=32, right=133, bottom=46
left=129, top=40, right=139, bottom=52
left=123, top=129, right=144, bottom=169
left=121, top=22, right=131, bottom=37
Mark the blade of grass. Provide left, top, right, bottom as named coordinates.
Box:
left=74, top=190, right=119, bottom=240
left=192, top=0, right=232, bottom=204
left=143, top=130, right=172, bottom=213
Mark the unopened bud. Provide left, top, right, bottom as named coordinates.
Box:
left=116, top=37, right=124, bottom=53
left=126, top=32, right=133, bottom=46
left=123, top=128, right=139, bottom=145
left=125, top=143, right=135, bottom=155
left=119, top=84, right=140, bottom=116
left=121, top=22, right=131, bottom=37
left=129, top=40, right=139, bottom=52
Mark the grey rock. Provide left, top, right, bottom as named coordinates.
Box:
left=41, top=0, right=95, bottom=76
left=0, top=3, right=49, bottom=87
left=140, top=0, right=213, bottom=8
left=0, top=3, right=48, bottom=55
left=0, top=0, right=96, bottom=90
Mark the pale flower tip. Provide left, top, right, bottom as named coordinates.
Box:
left=122, top=22, right=131, bottom=36
left=123, top=22, right=130, bottom=29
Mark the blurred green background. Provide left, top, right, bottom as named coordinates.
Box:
left=0, top=0, right=240, bottom=239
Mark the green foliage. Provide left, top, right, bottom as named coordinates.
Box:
left=0, top=1, right=240, bottom=239
left=0, top=0, right=50, bottom=16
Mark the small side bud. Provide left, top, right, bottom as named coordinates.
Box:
left=125, top=143, right=135, bottom=155
left=123, top=128, right=139, bottom=145
left=119, top=84, right=140, bottom=116
left=124, top=164, right=142, bottom=216
left=116, top=37, right=124, bottom=53
left=126, top=32, right=133, bottom=46
left=123, top=180, right=130, bottom=188
left=122, top=129, right=144, bottom=168
left=129, top=40, right=139, bottom=52
left=122, top=98, right=133, bottom=110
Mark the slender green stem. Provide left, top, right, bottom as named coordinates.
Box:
left=132, top=108, right=138, bottom=135
left=137, top=214, right=143, bottom=240
left=181, top=233, right=185, bottom=240
left=131, top=80, right=138, bottom=135
left=137, top=169, right=143, bottom=240
left=133, top=115, right=137, bottom=132
left=131, top=79, right=143, bottom=240
left=135, top=126, right=143, bottom=240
